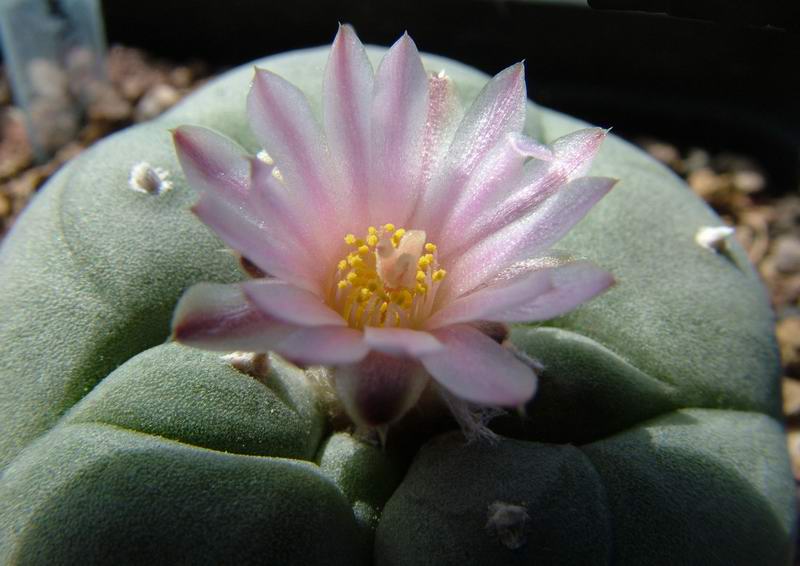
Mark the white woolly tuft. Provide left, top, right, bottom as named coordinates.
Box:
left=438, top=387, right=505, bottom=443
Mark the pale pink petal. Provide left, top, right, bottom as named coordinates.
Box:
left=427, top=260, right=613, bottom=328
left=413, top=63, right=527, bottom=234
left=369, top=33, right=430, bottom=225
left=437, top=132, right=552, bottom=253
left=276, top=326, right=369, bottom=365
left=248, top=157, right=330, bottom=270
left=241, top=279, right=344, bottom=326
left=247, top=69, right=342, bottom=235
left=419, top=71, right=463, bottom=186
left=323, top=24, right=374, bottom=220
left=192, top=191, right=320, bottom=293
left=445, top=128, right=608, bottom=257
left=333, top=352, right=430, bottom=426
left=173, top=125, right=250, bottom=206
left=363, top=327, right=443, bottom=357
left=447, top=62, right=527, bottom=175
left=442, top=176, right=616, bottom=300
left=551, top=127, right=607, bottom=179
left=510, top=133, right=555, bottom=162
left=420, top=324, right=537, bottom=406
left=172, top=282, right=296, bottom=352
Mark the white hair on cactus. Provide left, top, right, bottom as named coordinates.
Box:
left=696, top=225, right=735, bottom=252
left=128, top=162, right=173, bottom=194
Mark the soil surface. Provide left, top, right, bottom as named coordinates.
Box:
left=2, top=45, right=799, bottom=556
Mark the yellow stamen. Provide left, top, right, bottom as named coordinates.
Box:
left=330, top=223, right=446, bottom=330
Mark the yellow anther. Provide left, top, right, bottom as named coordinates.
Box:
left=391, top=228, right=407, bottom=248
left=393, top=289, right=412, bottom=308
left=333, top=226, right=443, bottom=329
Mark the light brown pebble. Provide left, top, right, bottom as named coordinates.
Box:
left=688, top=167, right=725, bottom=200
left=731, top=170, right=765, bottom=193
left=0, top=193, right=10, bottom=217
left=0, top=107, right=34, bottom=179
left=777, top=318, right=800, bottom=375
left=783, top=378, right=800, bottom=418
left=134, top=84, right=181, bottom=122
left=170, top=66, right=194, bottom=88
left=788, top=430, right=800, bottom=481
left=774, top=236, right=800, bottom=274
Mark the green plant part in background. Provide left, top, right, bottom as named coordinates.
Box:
left=0, top=41, right=794, bottom=565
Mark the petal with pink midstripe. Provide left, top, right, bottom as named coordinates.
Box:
left=414, top=62, right=527, bottom=234
left=369, top=33, right=429, bottom=225
left=173, top=125, right=250, bottom=206
left=241, top=279, right=345, bottom=326
left=427, top=259, right=613, bottom=328
left=276, top=326, right=369, bottom=365
left=443, top=176, right=616, bottom=299
left=192, top=191, right=319, bottom=292
left=172, top=282, right=296, bottom=352
left=421, top=324, right=537, bottom=406
left=323, top=24, right=374, bottom=220
left=444, top=128, right=607, bottom=257
left=364, top=326, right=443, bottom=357
left=437, top=132, right=552, bottom=253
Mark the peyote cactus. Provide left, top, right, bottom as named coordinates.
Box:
left=0, top=30, right=794, bottom=566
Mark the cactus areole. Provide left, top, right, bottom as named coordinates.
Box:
left=0, top=26, right=794, bottom=566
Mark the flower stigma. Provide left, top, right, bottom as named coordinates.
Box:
left=332, top=224, right=447, bottom=330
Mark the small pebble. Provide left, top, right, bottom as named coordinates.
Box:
left=0, top=193, right=10, bottom=217
left=783, top=378, right=800, bottom=419
left=135, top=84, right=181, bottom=122
left=777, top=318, right=800, bottom=377
left=774, top=237, right=800, bottom=274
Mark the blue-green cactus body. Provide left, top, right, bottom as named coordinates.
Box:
left=0, top=46, right=793, bottom=565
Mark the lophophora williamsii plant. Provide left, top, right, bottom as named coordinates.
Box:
left=171, top=25, right=615, bottom=438
left=0, top=25, right=794, bottom=566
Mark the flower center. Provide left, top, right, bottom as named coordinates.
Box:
left=332, top=224, right=446, bottom=329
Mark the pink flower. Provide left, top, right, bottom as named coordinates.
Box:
left=171, top=25, right=615, bottom=429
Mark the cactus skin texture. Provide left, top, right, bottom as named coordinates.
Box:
left=0, top=46, right=794, bottom=565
